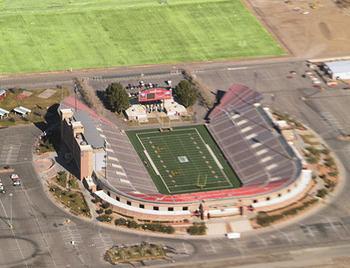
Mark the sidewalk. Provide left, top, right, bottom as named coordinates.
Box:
left=77, top=179, right=99, bottom=221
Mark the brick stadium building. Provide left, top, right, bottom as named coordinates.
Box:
left=59, top=84, right=312, bottom=223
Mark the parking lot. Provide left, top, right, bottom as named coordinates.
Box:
left=189, top=61, right=350, bottom=138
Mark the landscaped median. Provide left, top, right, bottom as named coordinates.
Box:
left=253, top=198, right=318, bottom=227
left=92, top=196, right=206, bottom=235
left=105, top=243, right=166, bottom=264
left=48, top=172, right=91, bottom=218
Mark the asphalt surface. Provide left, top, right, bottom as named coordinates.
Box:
left=0, top=59, right=350, bottom=267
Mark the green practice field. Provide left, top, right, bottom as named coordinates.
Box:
left=126, top=125, right=241, bottom=195
left=0, top=0, right=285, bottom=74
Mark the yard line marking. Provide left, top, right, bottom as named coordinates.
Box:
left=134, top=127, right=235, bottom=194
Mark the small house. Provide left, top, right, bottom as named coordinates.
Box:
left=0, top=108, right=9, bottom=119
left=0, top=89, right=7, bottom=100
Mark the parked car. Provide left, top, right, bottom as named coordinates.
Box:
left=13, top=180, right=21, bottom=186
left=11, top=174, right=19, bottom=181
left=0, top=189, right=5, bottom=194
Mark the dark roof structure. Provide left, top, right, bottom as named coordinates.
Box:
left=208, top=84, right=300, bottom=186
left=73, top=110, right=105, bottom=149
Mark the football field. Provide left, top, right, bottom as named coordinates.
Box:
left=127, top=125, right=240, bottom=195
left=0, top=0, right=285, bottom=74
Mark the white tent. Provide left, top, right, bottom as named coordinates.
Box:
left=13, top=106, right=31, bottom=116
left=325, top=60, right=350, bottom=80
left=0, top=108, right=9, bottom=118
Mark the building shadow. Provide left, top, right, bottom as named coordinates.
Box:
left=204, top=89, right=226, bottom=121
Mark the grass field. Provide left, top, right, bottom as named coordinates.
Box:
left=127, top=125, right=240, bottom=195
left=0, top=0, right=285, bottom=74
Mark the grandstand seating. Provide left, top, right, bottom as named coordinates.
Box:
left=208, top=83, right=298, bottom=187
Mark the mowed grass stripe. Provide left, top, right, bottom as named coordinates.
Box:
left=0, top=0, right=285, bottom=74
left=138, top=127, right=233, bottom=194
left=141, top=133, right=210, bottom=182
left=141, top=136, right=213, bottom=189
left=127, top=125, right=241, bottom=194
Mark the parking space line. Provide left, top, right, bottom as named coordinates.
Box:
left=326, top=218, right=342, bottom=240
left=271, top=226, right=295, bottom=244
left=300, top=224, right=316, bottom=241
left=254, top=234, right=268, bottom=247
left=181, top=242, right=189, bottom=255
left=208, top=240, right=216, bottom=253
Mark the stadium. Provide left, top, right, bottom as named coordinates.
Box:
left=59, top=84, right=312, bottom=223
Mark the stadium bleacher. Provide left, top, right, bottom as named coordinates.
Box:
left=208, top=83, right=298, bottom=187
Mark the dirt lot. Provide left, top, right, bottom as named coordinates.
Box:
left=248, top=0, right=350, bottom=59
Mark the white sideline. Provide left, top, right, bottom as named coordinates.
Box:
left=144, top=150, right=160, bottom=176
left=205, top=144, right=223, bottom=170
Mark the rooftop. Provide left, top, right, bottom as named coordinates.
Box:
left=73, top=110, right=105, bottom=149
left=325, top=60, right=350, bottom=74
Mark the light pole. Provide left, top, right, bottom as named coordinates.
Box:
left=104, top=139, right=107, bottom=179
left=74, top=84, right=78, bottom=112
left=9, top=193, right=13, bottom=229
left=270, top=93, right=275, bottom=111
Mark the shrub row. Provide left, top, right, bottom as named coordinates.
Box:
left=257, top=199, right=318, bottom=227
left=115, top=218, right=175, bottom=234
left=187, top=223, right=206, bottom=235
left=316, top=188, right=328, bottom=198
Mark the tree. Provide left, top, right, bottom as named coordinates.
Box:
left=115, top=218, right=128, bottom=226
left=102, top=202, right=110, bottom=209
left=104, top=83, right=130, bottom=113
left=317, top=188, right=328, bottom=198
left=187, top=223, right=207, bottom=235
left=105, top=209, right=113, bottom=215
left=174, top=80, right=197, bottom=107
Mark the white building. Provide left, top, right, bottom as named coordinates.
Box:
left=13, top=106, right=31, bottom=116
left=164, top=99, right=187, bottom=117
left=125, top=104, right=147, bottom=121
left=325, top=60, right=350, bottom=80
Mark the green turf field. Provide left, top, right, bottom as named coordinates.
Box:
left=126, top=125, right=241, bottom=195
left=0, top=0, right=285, bottom=74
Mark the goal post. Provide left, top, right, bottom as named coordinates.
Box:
left=161, top=116, right=171, bottom=130
left=197, top=174, right=207, bottom=190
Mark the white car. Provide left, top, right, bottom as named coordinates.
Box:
left=312, top=78, right=321, bottom=84
left=11, top=174, right=19, bottom=180
left=13, top=181, right=21, bottom=186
